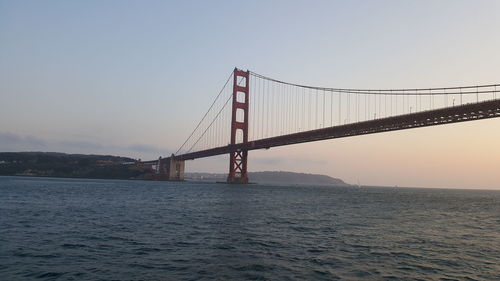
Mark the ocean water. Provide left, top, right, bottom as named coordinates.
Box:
left=0, top=176, right=499, bottom=281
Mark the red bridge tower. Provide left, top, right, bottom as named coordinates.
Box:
left=227, top=68, right=250, bottom=184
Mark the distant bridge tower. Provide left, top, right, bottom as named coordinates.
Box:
left=227, top=68, right=250, bottom=184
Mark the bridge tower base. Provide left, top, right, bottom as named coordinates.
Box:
left=168, top=154, right=185, bottom=181
left=227, top=149, right=248, bottom=184
left=227, top=68, right=250, bottom=184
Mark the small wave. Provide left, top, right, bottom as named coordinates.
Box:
left=232, top=264, right=274, bottom=273
left=35, top=271, right=66, bottom=279
left=61, top=243, right=87, bottom=249
left=127, top=263, right=155, bottom=269
left=213, top=244, right=236, bottom=250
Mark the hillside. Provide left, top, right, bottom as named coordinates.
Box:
left=0, top=152, right=348, bottom=185
left=186, top=171, right=347, bottom=186
left=0, top=152, right=147, bottom=179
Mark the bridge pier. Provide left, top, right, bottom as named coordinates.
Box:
left=227, top=68, right=250, bottom=184
left=143, top=155, right=184, bottom=181
left=168, top=155, right=185, bottom=181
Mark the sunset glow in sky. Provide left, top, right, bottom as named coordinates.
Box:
left=1, top=0, right=499, bottom=189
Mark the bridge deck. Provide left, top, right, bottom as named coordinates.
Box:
left=177, top=99, right=500, bottom=160
left=144, top=99, right=500, bottom=164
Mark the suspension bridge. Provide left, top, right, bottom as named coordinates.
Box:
left=139, top=68, right=500, bottom=183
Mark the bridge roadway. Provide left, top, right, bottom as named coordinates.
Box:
left=145, top=99, right=500, bottom=164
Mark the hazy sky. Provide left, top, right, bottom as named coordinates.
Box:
left=1, top=0, right=499, bottom=189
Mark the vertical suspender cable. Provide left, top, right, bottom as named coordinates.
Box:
left=315, top=89, right=318, bottom=129
left=307, top=88, right=309, bottom=129
left=266, top=79, right=270, bottom=137
left=357, top=93, right=359, bottom=122
left=273, top=81, right=276, bottom=136
left=349, top=91, right=352, bottom=123
left=262, top=78, right=265, bottom=138
left=323, top=89, right=325, bottom=127
left=379, top=90, right=382, bottom=117
left=330, top=90, right=333, bottom=126
left=429, top=89, right=431, bottom=110
left=338, top=91, right=341, bottom=125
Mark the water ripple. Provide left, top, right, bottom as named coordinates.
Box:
left=0, top=176, right=499, bottom=280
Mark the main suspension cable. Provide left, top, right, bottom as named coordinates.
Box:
left=249, top=71, right=500, bottom=96
left=175, top=71, right=233, bottom=154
